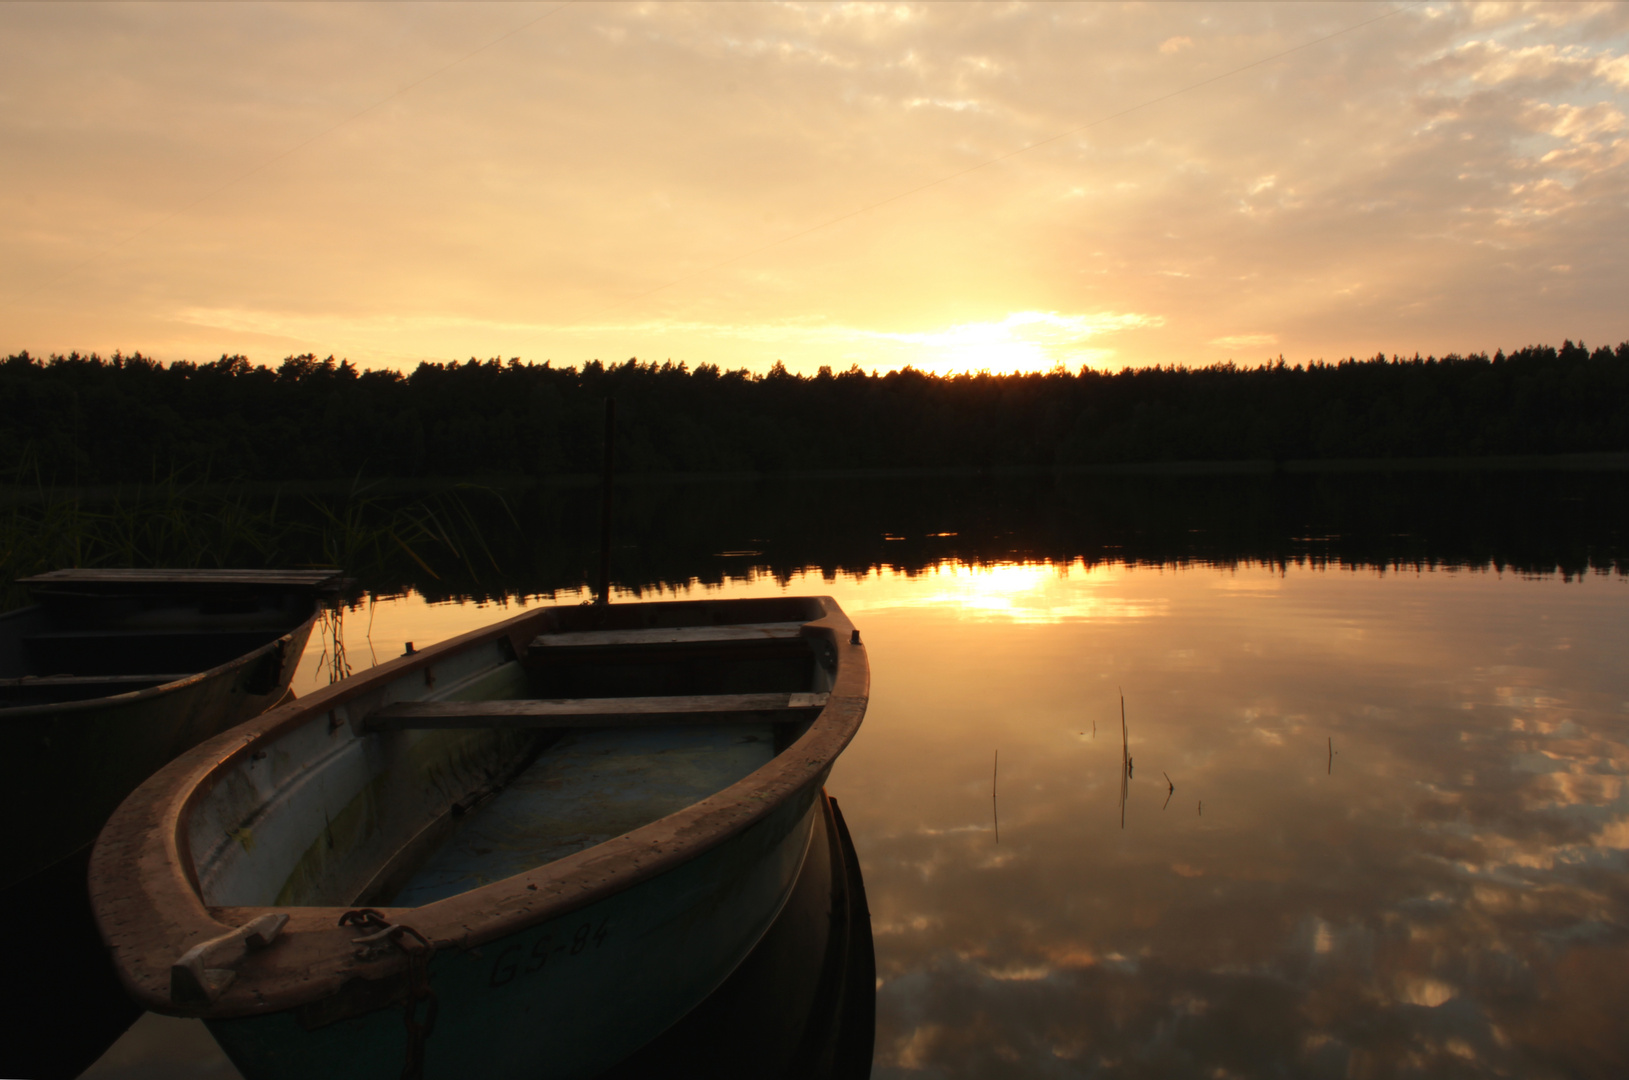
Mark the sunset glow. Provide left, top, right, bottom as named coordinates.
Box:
left=3, top=2, right=1626, bottom=374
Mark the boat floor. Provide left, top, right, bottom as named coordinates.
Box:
left=387, top=724, right=779, bottom=907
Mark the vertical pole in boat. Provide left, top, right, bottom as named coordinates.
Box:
left=597, top=397, right=615, bottom=606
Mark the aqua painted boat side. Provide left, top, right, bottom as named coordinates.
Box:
left=207, top=784, right=821, bottom=1080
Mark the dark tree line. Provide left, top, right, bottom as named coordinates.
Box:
left=3, top=341, right=1626, bottom=483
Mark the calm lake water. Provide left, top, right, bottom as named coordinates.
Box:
left=82, top=544, right=1628, bottom=1078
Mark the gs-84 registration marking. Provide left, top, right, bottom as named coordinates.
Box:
left=489, top=918, right=610, bottom=988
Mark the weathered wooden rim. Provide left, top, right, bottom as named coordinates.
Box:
left=89, top=595, right=869, bottom=1018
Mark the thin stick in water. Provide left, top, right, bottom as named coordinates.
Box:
left=1120, top=690, right=1128, bottom=767
left=1328, top=736, right=1333, bottom=775
left=1118, top=689, right=1129, bottom=829
left=992, top=749, right=1000, bottom=844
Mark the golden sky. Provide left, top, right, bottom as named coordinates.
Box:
left=3, top=2, right=1626, bottom=375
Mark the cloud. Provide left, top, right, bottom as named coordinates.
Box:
left=0, top=2, right=1626, bottom=372
left=1453, top=39, right=1629, bottom=90
left=1209, top=333, right=1279, bottom=350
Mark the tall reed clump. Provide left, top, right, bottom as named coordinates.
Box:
left=0, top=473, right=283, bottom=608
left=306, top=479, right=511, bottom=587
left=0, top=468, right=512, bottom=610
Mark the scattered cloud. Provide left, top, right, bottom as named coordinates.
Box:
left=1210, top=333, right=1279, bottom=350
left=1, top=2, right=1625, bottom=372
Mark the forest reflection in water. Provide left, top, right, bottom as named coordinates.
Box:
left=78, top=467, right=1629, bottom=1079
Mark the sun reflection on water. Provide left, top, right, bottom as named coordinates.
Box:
left=832, top=560, right=1170, bottom=622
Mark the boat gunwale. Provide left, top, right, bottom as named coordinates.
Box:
left=89, top=595, right=869, bottom=1019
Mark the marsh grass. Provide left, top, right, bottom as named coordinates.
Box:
left=306, top=478, right=511, bottom=585
left=0, top=465, right=512, bottom=610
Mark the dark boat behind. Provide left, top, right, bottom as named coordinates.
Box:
left=1, top=568, right=343, bottom=892
left=0, top=568, right=341, bottom=1080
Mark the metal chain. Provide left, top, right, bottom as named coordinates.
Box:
left=391, top=925, right=438, bottom=1080
left=337, top=910, right=438, bottom=1080
left=337, top=907, right=389, bottom=930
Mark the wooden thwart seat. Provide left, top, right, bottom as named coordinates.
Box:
left=527, top=623, right=806, bottom=651
left=366, top=692, right=830, bottom=731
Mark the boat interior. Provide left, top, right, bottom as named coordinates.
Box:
left=0, top=572, right=330, bottom=710
left=188, top=597, right=840, bottom=911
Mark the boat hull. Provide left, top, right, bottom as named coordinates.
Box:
left=1, top=569, right=339, bottom=1078
left=0, top=842, right=145, bottom=1080
left=0, top=614, right=317, bottom=893
left=600, top=791, right=876, bottom=1079
left=208, top=781, right=822, bottom=1080
left=90, top=596, right=869, bottom=1080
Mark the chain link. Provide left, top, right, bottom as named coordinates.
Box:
left=338, top=910, right=438, bottom=1080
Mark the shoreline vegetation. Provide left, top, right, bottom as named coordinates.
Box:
left=4, top=341, right=1626, bottom=483
left=4, top=467, right=1624, bottom=610
left=0, top=476, right=507, bottom=609
left=4, top=342, right=1625, bottom=602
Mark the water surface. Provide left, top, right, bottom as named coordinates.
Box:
left=78, top=465, right=1629, bottom=1078
left=820, top=561, right=1628, bottom=1078
left=84, top=555, right=1628, bottom=1078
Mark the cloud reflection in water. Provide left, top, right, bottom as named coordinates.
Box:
left=816, top=561, right=1629, bottom=1079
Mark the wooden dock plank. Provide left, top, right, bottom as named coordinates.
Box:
left=20, top=568, right=345, bottom=588
left=366, top=692, right=829, bottom=731
left=24, top=628, right=293, bottom=641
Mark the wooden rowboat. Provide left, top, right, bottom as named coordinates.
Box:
left=90, top=595, right=869, bottom=1080
left=2, top=568, right=341, bottom=894
left=0, top=568, right=340, bottom=1080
